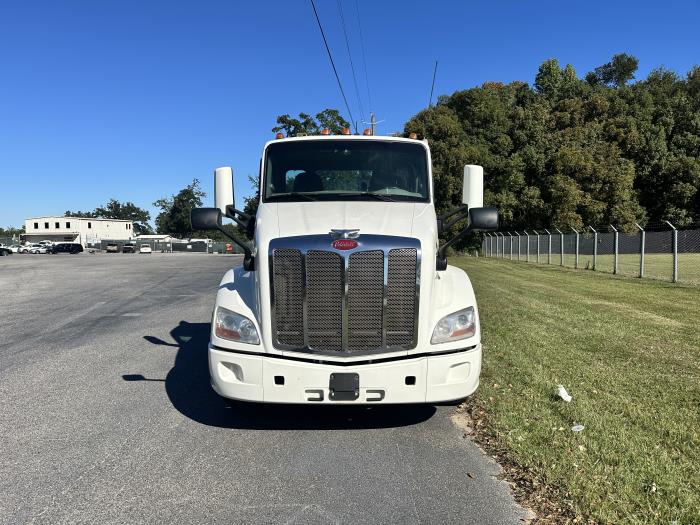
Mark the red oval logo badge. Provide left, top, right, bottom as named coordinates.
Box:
left=332, top=239, right=358, bottom=250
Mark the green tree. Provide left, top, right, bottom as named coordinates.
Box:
left=154, top=179, right=206, bottom=237
left=94, top=199, right=153, bottom=234
left=272, top=109, right=350, bottom=136
left=402, top=53, right=700, bottom=237
left=65, top=200, right=153, bottom=234
left=585, top=53, right=639, bottom=87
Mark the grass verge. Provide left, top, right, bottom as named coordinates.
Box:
left=452, top=257, right=700, bottom=524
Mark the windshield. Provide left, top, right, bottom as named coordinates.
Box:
left=263, top=140, right=430, bottom=202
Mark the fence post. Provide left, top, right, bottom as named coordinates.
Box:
left=525, top=231, right=530, bottom=262
left=534, top=230, right=540, bottom=263
left=544, top=229, right=551, bottom=264
left=665, top=221, right=678, bottom=282
left=635, top=223, right=645, bottom=278
left=517, top=232, right=521, bottom=261
left=610, top=225, right=619, bottom=275
left=571, top=227, right=579, bottom=268
left=508, top=232, right=513, bottom=260
left=588, top=225, right=597, bottom=271
left=555, top=228, right=564, bottom=265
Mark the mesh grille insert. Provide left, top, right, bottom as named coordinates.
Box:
left=272, top=249, right=304, bottom=347
left=347, top=250, right=384, bottom=351
left=386, top=249, right=417, bottom=347
left=306, top=250, right=343, bottom=352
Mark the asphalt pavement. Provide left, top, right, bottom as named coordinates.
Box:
left=0, top=253, right=528, bottom=524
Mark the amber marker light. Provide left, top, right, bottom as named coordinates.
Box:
left=275, top=132, right=284, bottom=139
left=320, top=128, right=331, bottom=135
left=363, top=128, right=372, bottom=136
left=409, top=132, right=418, bottom=139
left=341, top=127, right=351, bottom=135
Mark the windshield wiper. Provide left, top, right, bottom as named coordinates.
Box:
left=335, top=192, right=398, bottom=202
left=268, top=192, right=320, bottom=202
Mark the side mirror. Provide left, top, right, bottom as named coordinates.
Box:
left=191, top=207, right=222, bottom=230
left=215, top=166, right=235, bottom=215
left=462, top=165, right=484, bottom=209
left=468, top=207, right=499, bottom=231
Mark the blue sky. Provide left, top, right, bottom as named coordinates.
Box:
left=1, top=0, right=698, bottom=227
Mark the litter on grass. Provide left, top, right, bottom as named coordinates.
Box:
left=571, top=424, right=585, bottom=432
left=557, top=384, right=572, bottom=402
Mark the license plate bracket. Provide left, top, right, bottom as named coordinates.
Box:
left=329, top=373, right=359, bottom=401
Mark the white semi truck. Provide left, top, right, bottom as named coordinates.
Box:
left=191, top=131, right=498, bottom=404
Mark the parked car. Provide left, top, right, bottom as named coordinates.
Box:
left=8, top=245, right=21, bottom=253
left=106, top=243, right=119, bottom=253
left=139, top=244, right=152, bottom=254
left=122, top=243, right=136, bottom=254
left=0, top=246, right=12, bottom=256
left=49, top=242, right=84, bottom=255
left=28, top=244, right=48, bottom=254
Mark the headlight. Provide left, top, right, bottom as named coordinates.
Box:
left=431, top=306, right=476, bottom=344
left=214, top=307, right=260, bottom=345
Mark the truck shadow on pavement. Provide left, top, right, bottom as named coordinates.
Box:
left=132, top=320, right=436, bottom=430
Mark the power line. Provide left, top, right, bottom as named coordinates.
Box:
left=429, top=60, right=438, bottom=107
left=309, top=0, right=356, bottom=132
left=337, top=0, right=365, bottom=123
left=354, top=0, right=372, bottom=115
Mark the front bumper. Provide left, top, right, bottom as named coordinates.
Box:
left=209, top=344, right=481, bottom=404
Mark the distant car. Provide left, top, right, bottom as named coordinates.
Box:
left=49, top=242, right=84, bottom=255
left=28, top=244, right=48, bottom=254
left=0, top=246, right=12, bottom=256
left=139, top=244, right=152, bottom=254
left=106, top=243, right=119, bottom=253
left=122, top=243, right=136, bottom=254
left=8, top=245, right=21, bottom=253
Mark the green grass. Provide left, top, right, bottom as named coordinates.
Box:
left=453, top=257, right=700, bottom=524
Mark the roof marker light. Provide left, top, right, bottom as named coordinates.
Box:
left=341, top=127, right=351, bottom=135
left=275, top=132, right=284, bottom=139
left=363, top=128, right=372, bottom=136
left=409, top=132, right=418, bottom=139
left=321, top=128, right=331, bottom=135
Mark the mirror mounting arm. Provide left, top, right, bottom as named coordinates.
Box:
left=437, top=205, right=469, bottom=236
left=443, top=206, right=470, bottom=231
left=214, top=224, right=255, bottom=271
left=437, top=225, right=473, bottom=271
left=225, top=205, right=256, bottom=240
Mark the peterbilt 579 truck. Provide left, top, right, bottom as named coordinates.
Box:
left=191, top=131, right=498, bottom=404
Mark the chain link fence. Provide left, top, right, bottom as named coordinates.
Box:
left=482, top=223, right=700, bottom=285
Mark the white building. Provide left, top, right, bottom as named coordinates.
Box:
left=24, top=216, right=134, bottom=246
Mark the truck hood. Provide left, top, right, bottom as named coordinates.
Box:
left=273, top=201, right=417, bottom=238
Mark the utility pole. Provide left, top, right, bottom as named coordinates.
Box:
left=363, top=112, right=384, bottom=135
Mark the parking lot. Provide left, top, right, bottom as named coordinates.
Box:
left=0, top=254, right=526, bottom=524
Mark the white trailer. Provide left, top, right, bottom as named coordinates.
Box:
left=192, top=132, right=498, bottom=404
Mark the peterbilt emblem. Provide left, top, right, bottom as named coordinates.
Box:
left=332, top=239, right=359, bottom=250
left=330, top=228, right=360, bottom=239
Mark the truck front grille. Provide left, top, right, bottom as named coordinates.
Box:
left=270, top=235, right=419, bottom=355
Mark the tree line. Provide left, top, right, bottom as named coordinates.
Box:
left=405, top=54, right=700, bottom=231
